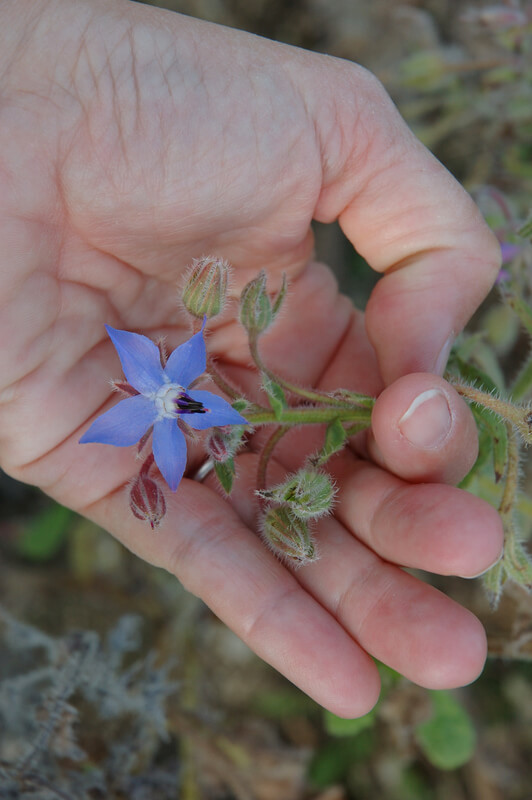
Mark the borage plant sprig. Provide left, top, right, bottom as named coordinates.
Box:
left=80, top=254, right=532, bottom=601
left=80, top=256, right=374, bottom=565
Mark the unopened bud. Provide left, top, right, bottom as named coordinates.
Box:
left=182, top=256, right=229, bottom=319
left=239, top=271, right=286, bottom=336
left=206, top=425, right=246, bottom=463
left=258, top=469, right=335, bottom=520
left=261, top=506, right=317, bottom=566
left=129, top=473, right=166, bottom=529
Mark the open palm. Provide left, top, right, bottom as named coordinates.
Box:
left=0, top=0, right=504, bottom=715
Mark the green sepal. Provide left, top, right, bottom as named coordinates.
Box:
left=214, top=458, right=236, bottom=494
left=262, top=376, right=287, bottom=420
left=231, top=398, right=249, bottom=413
left=415, top=690, right=476, bottom=771
left=310, top=418, right=348, bottom=466
left=271, top=272, right=287, bottom=320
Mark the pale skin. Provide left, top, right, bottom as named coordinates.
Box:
left=0, top=0, right=504, bottom=716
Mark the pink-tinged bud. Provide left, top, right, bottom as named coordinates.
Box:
left=206, top=425, right=246, bottom=463
left=207, top=429, right=229, bottom=462
left=182, top=256, right=229, bottom=319
left=129, top=474, right=166, bottom=529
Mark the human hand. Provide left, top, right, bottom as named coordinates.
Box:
left=0, top=0, right=503, bottom=715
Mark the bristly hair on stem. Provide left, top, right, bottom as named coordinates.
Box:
left=256, top=426, right=290, bottom=494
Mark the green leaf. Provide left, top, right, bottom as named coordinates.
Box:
left=262, top=376, right=287, bottom=420
left=214, top=458, right=235, bottom=494
left=308, top=732, right=374, bottom=789
left=398, top=767, right=434, bottom=800
left=471, top=404, right=508, bottom=483
left=311, top=418, right=348, bottom=466
left=252, top=689, right=315, bottom=719
left=415, top=691, right=476, bottom=770
left=324, top=708, right=376, bottom=737
left=17, top=502, right=72, bottom=561
left=447, top=353, right=500, bottom=394
left=503, top=539, right=532, bottom=588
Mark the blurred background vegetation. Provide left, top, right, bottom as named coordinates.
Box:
left=1, top=1, right=532, bottom=798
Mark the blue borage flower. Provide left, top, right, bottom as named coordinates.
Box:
left=80, top=320, right=247, bottom=491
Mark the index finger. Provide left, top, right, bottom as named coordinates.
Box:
left=307, top=63, right=501, bottom=383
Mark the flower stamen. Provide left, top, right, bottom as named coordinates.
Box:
left=175, top=393, right=207, bottom=414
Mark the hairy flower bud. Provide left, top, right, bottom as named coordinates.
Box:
left=261, top=506, right=317, bottom=566
left=258, top=469, right=335, bottom=520
left=129, top=473, right=166, bottom=529
left=239, top=271, right=286, bottom=336
left=206, top=425, right=246, bottom=463
left=182, top=256, right=229, bottom=319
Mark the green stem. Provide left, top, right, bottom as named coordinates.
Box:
left=249, top=335, right=371, bottom=409
left=343, top=421, right=371, bottom=438
left=206, top=357, right=242, bottom=402
left=499, top=422, right=519, bottom=519
left=452, top=380, right=532, bottom=444
left=257, top=426, right=290, bottom=492
left=245, top=406, right=373, bottom=426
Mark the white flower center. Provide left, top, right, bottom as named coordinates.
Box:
left=154, top=384, right=183, bottom=419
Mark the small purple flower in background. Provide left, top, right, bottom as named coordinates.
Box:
left=495, top=241, right=525, bottom=285
left=500, top=242, right=523, bottom=264
left=495, top=268, right=511, bottom=285
left=80, top=321, right=247, bottom=491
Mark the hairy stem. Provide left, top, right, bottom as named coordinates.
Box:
left=245, top=406, right=373, bottom=426
left=206, top=356, right=242, bottom=401
left=249, top=335, right=370, bottom=409
left=452, top=380, right=532, bottom=443
left=257, top=426, right=291, bottom=493
left=499, top=422, right=519, bottom=518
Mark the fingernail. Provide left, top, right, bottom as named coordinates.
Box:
left=434, top=334, right=454, bottom=376
left=398, top=389, right=452, bottom=449
left=460, top=548, right=504, bottom=579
